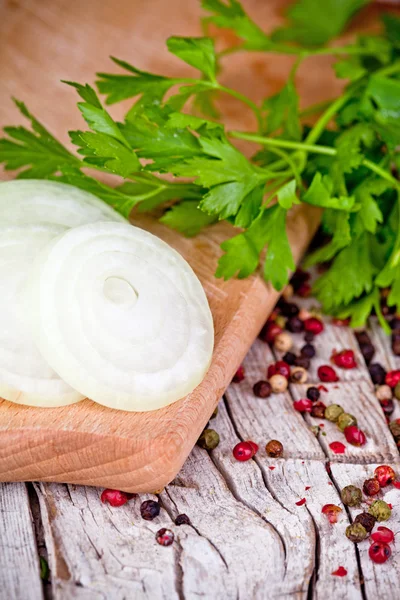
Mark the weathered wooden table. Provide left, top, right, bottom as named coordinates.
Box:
left=2, top=302, right=400, bottom=599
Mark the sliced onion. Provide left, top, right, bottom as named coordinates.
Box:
left=27, top=221, right=214, bottom=412
left=0, top=180, right=125, bottom=226
left=0, top=225, right=84, bottom=407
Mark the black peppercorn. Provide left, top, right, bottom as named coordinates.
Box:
left=294, top=356, right=310, bottom=369
left=282, top=351, right=296, bottom=365
left=354, top=512, right=376, bottom=533
left=306, top=386, right=320, bottom=402
left=369, top=363, right=387, bottom=385
left=355, top=330, right=372, bottom=345
left=392, top=331, right=400, bottom=356
left=253, top=380, right=272, bottom=398
left=286, top=316, right=304, bottom=333
left=175, top=514, right=191, bottom=526
left=359, top=342, right=375, bottom=364
left=280, top=301, right=300, bottom=317
left=300, top=343, right=316, bottom=359
left=140, top=500, right=161, bottom=521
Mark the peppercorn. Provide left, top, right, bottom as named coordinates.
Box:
left=306, top=386, right=320, bottom=402
left=290, top=366, right=308, bottom=384
left=363, top=478, right=380, bottom=496
left=274, top=332, right=293, bottom=352
left=155, top=528, right=174, bottom=546
left=359, top=342, right=375, bottom=364
left=345, top=523, right=368, bottom=543
left=369, top=542, right=392, bottom=564
left=140, top=500, right=161, bottom=521
left=331, top=349, right=357, bottom=370
left=389, top=419, right=400, bottom=439
left=318, top=365, right=339, bottom=382
left=391, top=332, right=400, bottom=356
left=325, top=404, right=344, bottom=422
left=269, top=374, right=288, bottom=393
left=380, top=398, right=395, bottom=416
left=390, top=317, right=400, bottom=330
left=265, top=439, right=283, bottom=457
left=376, top=384, right=393, bottom=402
left=374, top=465, right=396, bottom=487
left=175, top=514, right=191, bottom=526
left=267, top=361, right=291, bottom=379
left=368, top=500, right=392, bottom=521
left=337, top=412, right=358, bottom=432
left=354, top=512, right=376, bottom=533
left=260, top=322, right=282, bottom=343
left=210, top=406, right=218, bottom=419
left=286, top=316, right=304, bottom=333
left=355, top=331, right=372, bottom=345
left=282, top=351, right=296, bottom=365
left=344, top=425, right=366, bottom=446
left=304, top=331, right=315, bottom=343
left=280, top=301, right=300, bottom=317
left=197, top=428, right=220, bottom=450
left=369, top=363, right=387, bottom=385
left=232, top=366, right=245, bottom=383
left=290, top=268, right=310, bottom=291
left=311, top=401, right=326, bottom=419
left=294, top=356, right=310, bottom=370
left=341, top=485, right=362, bottom=507
left=253, top=380, right=272, bottom=398
left=395, top=382, right=400, bottom=401
left=300, top=343, right=316, bottom=359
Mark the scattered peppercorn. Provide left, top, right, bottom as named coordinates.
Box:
left=269, top=374, right=289, bottom=393
left=267, top=361, right=291, bottom=379
left=318, top=365, right=339, bottom=382
left=394, top=382, right=400, bottom=401
left=286, top=316, right=304, bottom=333
left=386, top=369, right=400, bottom=388
left=100, top=489, right=134, bottom=507
left=354, top=512, right=376, bottom=533
left=374, top=465, right=396, bottom=487
left=290, top=366, right=308, bottom=383
left=197, top=429, right=220, bottom=450
left=210, top=406, right=218, bottom=420
left=156, top=528, right=174, bottom=546
left=282, top=351, right=296, bottom=365
left=300, top=343, right=316, bottom=359
left=321, top=504, right=342, bottom=523
left=232, top=366, right=245, bottom=383
left=389, top=419, right=400, bottom=439
left=341, top=485, right=362, bottom=507
left=344, top=426, right=367, bottom=446
left=304, top=331, right=315, bottom=343
left=376, top=384, right=393, bottom=402
left=304, top=317, right=324, bottom=335
left=265, top=439, right=283, bottom=457
left=369, top=542, right=392, bottom=564
left=363, top=478, right=381, bottom=496
left=355, top=331, right=372, bottom=345
left=371, top=526, right=395, bottom=544
left=391, top=331, right=400, bottom=356
left=274, top=332, right=293, bottom=352
left=232, top=441, right=254, bottom=461
left=311, top=401, right=326, bottom=419
left=380, top=398, right=395, bottom=416
left=369, top=363, right=387, bottom=385
left=337, top=412, right=358, bottom=432
left=260, top=322, right=282, bottom=343
left=359, top=342, right=375, bottom=364
left=306, top=386, right=320, bottom=402
left=293, top=398, right=313, bottom=412
left=280, top=301, right=300, bottom=317
left=294, top=356, right=310, bottom=370
left=141, top=500, right=161, bottom=521
left=325, top=404, right=344, bottom=422
left=368, top=500, right=392, bottom=521
left=332, top=349, right=357, bottom=369
left=253, top=380, right=272, bottom=398
left=346, top=523, right=368, bottom=543
left=175, top=514, right=191, bottom=526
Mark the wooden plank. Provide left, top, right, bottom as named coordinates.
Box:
left=292, top=381, right=399, bottom=463
left=0, top=483, right=43, bottom=600
left=331, top=462, right=400, bottom=600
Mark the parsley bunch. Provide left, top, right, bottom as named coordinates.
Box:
left=1, top=0, right=400, bottom=330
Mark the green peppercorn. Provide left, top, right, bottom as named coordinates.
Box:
left=395, top=382, right=400, bottom=401
left=197, top=428, right=220, bottom=450
left=341, top=485, right=362, bottom=507
left=210, top=406, right=218, bottom=420
left=345, top=523, right=368, bottom=543
left=368, top=500, right=392, bottom=522
left=389, top=419, right=400, bottom=439
left=324, top=404, right=344, bottom=422
left=354, top=512, right=376, bottom=533
left=337, top=412, right=358, bottom=432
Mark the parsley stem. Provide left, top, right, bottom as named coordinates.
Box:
left=305, top=91, right=352, bottom=144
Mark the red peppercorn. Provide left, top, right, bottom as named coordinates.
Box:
left=385, top=369, right=400, bottom=388
left=371, top=527, right=394, bottom=544
left=297, top=283, right=312, bottom=297
left=332, top=349, right=357, bottom=370
left=293, top=398, right=313, bottom=412
left=363, top=478, right=381, bottom=496
left=369, top=542, right=392, bottom=564
left=232, top=365, right=245, bottom=383
left=247, top=440, right=259, bottom=456
left=322, top=504, right=342, bottom=524
left=374, top=465, right=396, bottom=487
left=344, top=426, right=367, bottom=446
left=267, top=361, right=291, bottom=380
left=100, top=489, right=133, bottom=507
left=260, top=322, right=283, bottom=343
left=156, top=528, right=174, bottom=546
left=318, top=365, right=339, bottom=383
left=304, top=317, right=324, bottom=335
left=329, top=441, right=346, bottom=454
left=232, top=441, right=254, bottom=461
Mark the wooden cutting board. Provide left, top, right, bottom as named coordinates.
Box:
left=0, top=0, right=380, bottom=492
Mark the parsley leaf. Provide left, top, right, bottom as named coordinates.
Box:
left=160, top=201, right=217, bottom=236
left=216, top=205, right=294, bottom=290
left=303, top=173, right=355, bottom=210
left=262, top=81, right=301, bottom=140
left=335, top=123, right=375, bottom=174
left=167, top=37, right=217, bottom=81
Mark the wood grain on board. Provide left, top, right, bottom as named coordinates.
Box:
left=0, top=0, right=394, bottom=494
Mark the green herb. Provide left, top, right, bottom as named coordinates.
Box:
left=1, top=0, right=400, bottom=327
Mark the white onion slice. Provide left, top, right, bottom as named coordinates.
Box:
left=27, top=221, right=214, bottom=412
left=0, top=180, right=125, bottom=226
left=0, top=225, right=84, bottom=407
